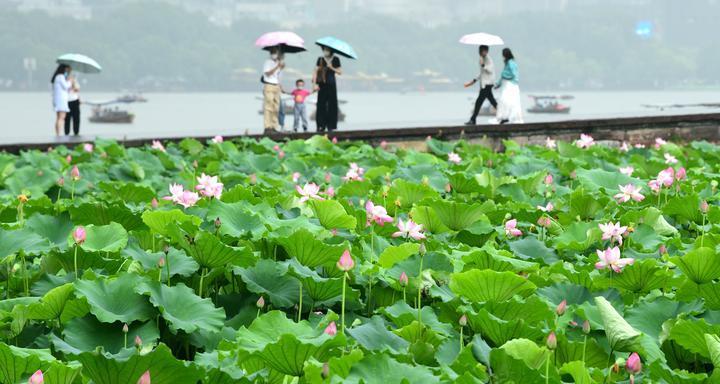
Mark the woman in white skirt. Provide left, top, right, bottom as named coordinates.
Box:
left=493, top=48, right=523, bottom=124
left=51, top=64, right=72, bottom=136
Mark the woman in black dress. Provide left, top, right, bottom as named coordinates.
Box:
left=312, top=47, right=342, bottom=132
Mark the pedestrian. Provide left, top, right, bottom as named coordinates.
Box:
left=288, top=79, right=313, bottom=132
left=464, top=45, right=497, bottom=125
left=65, top=75, right=81, bottom=135
left=313, top=47, right=342, bottom=132
left=262, top=47, right=284, bottom=133
left=493, top=48, right=523, bottom=124
left=51, top=64, right=72, bottom=136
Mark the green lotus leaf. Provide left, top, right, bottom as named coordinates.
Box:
left=426, top=200, right=489, bottom=231
left=122, top=241, right=199, bottom=279
left=671, top=247, right=720, bottom=284
left=460, top=247, right=538, bottom=273
left=344, top=352, right=439, bottom=384
left=141, top=209, right=201, bottom=237
left=500, top=338, right=550, bottom=370
left=136, top=280, right=225, bottom=334
left=668, top=318, right=720, bottom=359
left=508, top=237, right=558, bottom=264
left=303, top=349, right=364, bottom=383
left=594, top=296, right=641, bottom=351
left=170, top=228, right=255, bottom=268
left=381, top=302, right=454, bottom=337
left=207, top=200, right=266, bottom=239
left=625, top=297, right=703, bottom=340
left=629, top=224, right=665, bottom=252
left=536, top=283, right=595, bottom=306
left=26, top=213, right=73, bottom=250
left=575, top=167, right=638, bottom=194
left=558, top=361, right=593, bottom=384
left=69, top=222, right=128, bottom=253
left=450, top=270, right=536, bottom=303
left=5, top=166, right=60, bottom=196
left=705, top=334, right=720, bottom=368
left=234, top=259, right=300, bottom=308
left=52, top=315, right=159, bottom=355
left=410, top=205, right=451, bottom=234
left=0, top=227, right=52, bottom=257
left=447, top=172, right=481, bottom=194
left=346, top=316, right=410, bottom=354
left=308, top=200, right=357, bottom=230
left=0, top=342, right=80, bottom=384
left=378, top=243, right=419, bottom=269
left=554, top=334, right=609, bottom=369
left=604, top=258, right=673, bottom=293
left=646, top=361, right=708, bottom=384
left=74, top=274, right=154, bottom=323
left=489, top=347, right=549, bottom=384
left=76, top=343, right=202, bottom=384
left=26, top=283, right=74, bottom=320
left=278, top=228, right=346, bottom=268
left=388, top=178, right=440, bottom=207
left=98, top=181, right=156, bottom=203
left=553, top=221, right=601, bottom=251
left=465, top=307, right=544, bottom=346
left=69, top=202, right=145, bottom=231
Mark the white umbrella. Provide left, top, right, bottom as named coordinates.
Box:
left=56, top=53, right=102, bottom=73
left=459, top=33, right=504, bottom=46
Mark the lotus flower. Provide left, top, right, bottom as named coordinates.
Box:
left=337, top=249, right=355, bottom=271
left=380, top=140, right=388, bottom=149
left=701, top=200, right=709, bottom=214
left=151, top=198, right=158, bottom=209
left=195, top=173, right=223, bottom=198
left=256, top=296, right=265, bottom=308
left=324, top=186, right=335, bottom=198
left=595, top=246, right=634, bottom=273
left=599, top=221, right=628, bottom=245
left=278, top=150, right=285, bottom=159
left=544, top=173, right=553, bottom=185
left=295, top=183, right=324, bottom=202
left=664, top=153, right=678, bottom=164
left=626, top=352, right=642, bottom=375
left=675, top=167, right=686, bottom=181
left=324, top=321, right=337, bottom=336
left=537, top=216, right=552, bottom=228
left=176, top=191, right=199, bottom=208
left=83, top=143, right=94, bottom=153
left=448, top=152, right=462, bottom=164
left=324, top=172, right=332, bottom=183
left=619, top=166, right=634, bottom=176
left=655, top=137, right=667, bottom=148
left=57, top=177, right=65, bottom=187
left=656, top=167, right=675, bottom=187
left=342, top=163, right=365, bottom=181
left=122, top=323, right=129, bottom=333
left=151, top=140, right=165, bottom=152
left=134, top=335, right=142, bottom=348
left=398, top=272, right=408, bottom=286
left=71, top=165, right=80, bottom=181
left=212, top=135, right=223, bottom=143
left=137, top=370, right=151, bottom=384
left=648, top=179, right=661, bottom=194
left=634, top=143, right=646, bottom=149
left=459, top=314, right=468, bottom=326
left=365, top=200, right=393, bottom=226
left=332, top=137, right=338, bottom=144
left=504, top=219, right=522, bottom=237
left=392, top=219, right=426, bottom=240
left=28, top=370, right=43, bottom=384
left=620, top=142, right=630, bottom=152
left=614, top=184, right=645, bottom=203
left=556, top=300, right=567, bottom=316
left=72, top=226, right=86, bottom=245
left=537, top=202, right=554, bottom=212
left=545, top=137, right=556, bottom=149
left=582, top=320, right=591, bottom=334
left=575, top=134, right=594, bottom=149
left=546, top=331, right=557, bottom=349
left=273, top=144, right=280, bottom=151
left=292, top=172, right=301, bottom=183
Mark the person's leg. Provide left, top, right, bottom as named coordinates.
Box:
left=55, top=112, right=66, bottom=136
left=468, top=89, right=486, bottom=124
left=278, top=99, right=285, bottom=130
left=71, top=100, right=80, bottom=135
left=300, top=103, right=308, bottom=131
left=485, top=85, right=498, bottom=109
left=293, top=104, right=301, bottom=132
left=64, top=106, right=72, bottom=135
left=327, top=84, right=338, bottom=131
left=316, top=86, right=327, bottom=132
left=263, top=85, right=273, bottom=130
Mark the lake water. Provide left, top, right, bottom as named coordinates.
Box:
left=2, top=90, right=719, bottom=144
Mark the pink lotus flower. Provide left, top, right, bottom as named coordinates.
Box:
left=537, top=202, right=554, bottom=212
left=504, top=219, right=522, bottom=237
left=324, top=172, right=332, bottom=183
left=195, top=173, right=223, bottom=198
left=675, top=167, right=686, bottom=181
left=28, top=369, right=43, bottom=384
left=72, top=226, right=86, bottom=245
left=149, top=141, right=164, bottom=153
left=212, top=135, right=223, bottom=143
left=256, top=296, right=265, bottom=308
left=292, top=172, right=301, bottom=183
left=664, top=153, right=678, bottom=164
left=83, top=143, right=94, bottom=153
left=626, top=352, right=642, bottom=374
left=151, top=198, right=158, bottom=209
left=544, top=173, right=553, bottom=185
left=595, top=246, right=634, bottom=273
left=365, top=200, right=393, bottom=226
left=392, top=219, right=426, bottom=240
left=701, top=200, right=709, bottom=214
left=599, top=221, right=628, bottom=245
left=575, top=134, right=595, bottom=149
left=619, top=166, right=634, bottom=176
left=656, top=167, right=675, bottom=187
left=634, top=143, right=646, bottom=149
left=342, top=163, right=365, bottom=182
left=537, top=216, right=552, bottom=228
left=337, top=249, right=355, bottom=271
left=556, top=299, right=567, bottom=316
left=332, top=137, right=338, bottom=144
left=648, top=179, right=661, bottom=194
left=620, top=142, right=630, bottom=152
left=137, top=370, right=151, bottom=384
left=273, top=144, right=280, bottom=151
left=655, top=137, right=667, bottom=148
left=71, top=165, right=81, bottom=181
left=459, top=314, right=468, bottom=326
left=324, top=186, right=335, bottom=198
left=134, top=335, right=142, bottom=348
left=66, top=155, right=72, bottom=163
left=614, top=184, right=645, bottom=203
left=545, top=137, right=556, bottom=149
left=399, top=272, right=408, bottom=286
left=163, top=184, right=199, bottom=208
left=448, top=152, right=462, bottom=164
left=324, top=321, right=337, bottom=336
left=380, top=140, right=388, bottom=149
left=546, top=331, right=557, bottom=349
left=249, top=174, right=257, bottom=184
left=278, top=150, right=285, bottom=159
left=57, top=177, right=65, bottom=187
left=296, top=183, right=324, bottom=203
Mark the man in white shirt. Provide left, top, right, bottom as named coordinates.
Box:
left=464, top=45, right=497, bottom=125
left=262, top=48, right=284, bottom=133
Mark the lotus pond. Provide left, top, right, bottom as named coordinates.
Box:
left=1, top=135, right=720, bottom=383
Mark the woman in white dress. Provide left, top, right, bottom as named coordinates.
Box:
left=493, top=48, right=523, bottom=124
left=51, top=64, right=72, bottom=136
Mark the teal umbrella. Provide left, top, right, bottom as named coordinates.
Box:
left=315, top=36, right=358, bottom=60
left=56, top=53, right=102, bottom=74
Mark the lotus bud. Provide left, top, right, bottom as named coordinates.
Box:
left=122, top=323, right=129, bottom=333
left=418, top=243, right=427, bottom=255
left=158, top=257, right=165, bottom=268
left=568, top=320, right=578, bottom=327
left=28, top=369, right=43, bottom=384
left=582, top=320, right=591, bottom=334
left=324, top=172, right=332, bottom=183
left=332, top=137, right=338, bottom=144
left=394, top=198, right=401, bottom=207
left=273, top=144, right=280, bottom=151
left=546, top=331, right=557, bottom=350
left=398, top=272, right=408, bottom=286
left=72, top=226, right=86, bottom=245
left=18, top=194, right=28, bottom=204
left=445, top=183, right=452, bottom=193
left=256, top=296, right=265, bottom=309
left=278, top=150, right=285, bottom=159
left=324, top=321, right=337, bottom=336
left=66, top=155, right=72, bottom=163
left=486, top=159, right=493, bottom=167
left=151, top=198, right=158, bottom=209
left=70, top=165, right=80, bottom=181
left=421, top=176, right=429, bottom=186
left=249, top=173, right=257, bottom=185
left=380, top=140, right=388, bottom=149
left=331, top=228, right=338, bottom=236
left=134, top=335, right=142, bottom=348
left=675, top=167, right=686, bottom=181
left=337, top=250, right=355, bottom=271
left=84, top=143, right=94, bottom=153
left=659, top=244, right=667, bottom=255
left=626, top=352, right=641, bottom=374
left=322, top=362, right=330, bottom=379
left=701, top=200, right=709, bottom=214
left=137, top=370, right=151, bottom=384
left=556, top=299, right=567, bottom=316
left=425, top=135, right=432, bottom=141
left=544, top=173, right=553, bottom=185
left=537, top=216, right=552, bottom=228
left=459, top=314, right=468, bottom=327
left=192, top=160, right=198, bottom=168
left=569, top=170, right=577, bottom=179
left=100, top=152, right=107, bottom=159
left=214, top=217, right=222, bottom=229
left=612, top=362, right=620, bottom=374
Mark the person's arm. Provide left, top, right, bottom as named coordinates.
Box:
left=327, top=57, right=342, bottom=75
left=60, top=75, right=71, bottom=91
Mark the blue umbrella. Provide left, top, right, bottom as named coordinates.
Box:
left=315, top=36, right=358, bottom=60
left=56, top=53, right=102, bottom=74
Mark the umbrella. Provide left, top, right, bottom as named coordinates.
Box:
left=255, top=31, right=306, bottom=53
left=56, top=53, right=102, bottom=73
left=315, top=36, right=358, bottom=60
left=458, top=33, right=504, bottom=46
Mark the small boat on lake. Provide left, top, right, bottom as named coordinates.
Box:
left=89, top=106, right=134, bottom=123
left=116, top=93, right=148, bottom=103
left=527, top=95, right=572, bottom=114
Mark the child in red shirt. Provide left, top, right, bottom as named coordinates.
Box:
left=288, top=79, right=314, bottom=132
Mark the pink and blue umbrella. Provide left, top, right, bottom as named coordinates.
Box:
left=255, top=31, right=306, bottom=53
left=315, top=36, right=358, bottom=60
